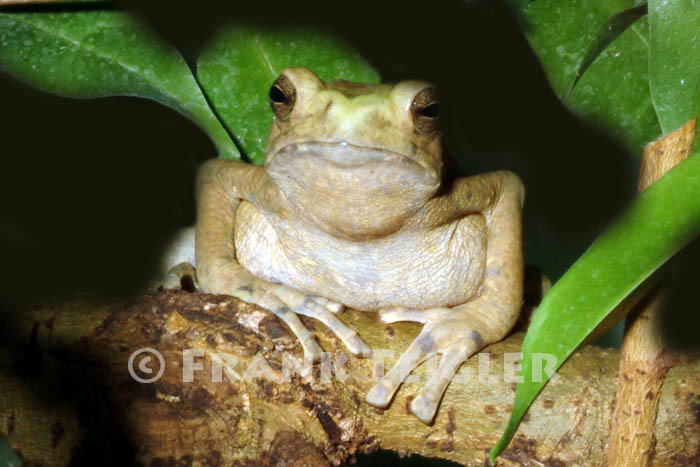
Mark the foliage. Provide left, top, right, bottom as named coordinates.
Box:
left=492, top=0, right=700, bottom=461
left=0, top=10, right=238, bottom=158
left=505, top=0, right=659, bottom=156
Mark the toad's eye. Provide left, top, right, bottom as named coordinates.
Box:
left=411, top=87, right=440, bottom=133
left=269, top=74, right=297, bottom=120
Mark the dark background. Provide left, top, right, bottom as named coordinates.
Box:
left=0, top=0, right=698, bottom=463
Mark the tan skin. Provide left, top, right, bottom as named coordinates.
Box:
left=164, top=67, right=525, bottom=424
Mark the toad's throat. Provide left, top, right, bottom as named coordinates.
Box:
left=266, top=141, right=441, bottom=239
left=267, top=141, right=430, bottom=174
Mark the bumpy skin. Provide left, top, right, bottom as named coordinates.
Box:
left=172, top=67, right=525, bottom=424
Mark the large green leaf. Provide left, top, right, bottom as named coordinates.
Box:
left=491, top=150, right=700, bottom=462
left=506, top=0, right=660, bottom=155
left=0, top=10, right=238, bottom=158
left=197, top=22, right=379, bottom=164
left=649, top=0, right=700, bottom=134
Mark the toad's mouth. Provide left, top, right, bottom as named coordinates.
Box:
left=267, top=141, right=435, bottom=176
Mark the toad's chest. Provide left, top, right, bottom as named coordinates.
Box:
left=234, top=201, right=487, bottom=310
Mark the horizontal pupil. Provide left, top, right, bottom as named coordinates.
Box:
left=269, top=85, right=287, bottom=103
left=420, top=102, right=440, bottom=118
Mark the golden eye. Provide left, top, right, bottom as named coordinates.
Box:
left=269, top=74, right=297, bottom=119
left=410, top=87, right=440, bottom=133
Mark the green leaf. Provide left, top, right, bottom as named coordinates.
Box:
left=562, top=3, right=647, bottom=100
left=490, top=151, right=700, bottom=463
left=197, top=22, right=379, bottom=164
left=649, top=0, right=700, bottom=134
left=0, top=10, right=238, bottom=158
left=506, top=0, right=660, bottom=155
left=0, top=434, right=20, bottom=467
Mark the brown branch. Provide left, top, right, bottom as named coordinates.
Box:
left=0, top=291, right=699, bottom=466
left=608, top=119, right=697, bottom=467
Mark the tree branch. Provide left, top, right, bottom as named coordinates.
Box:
left=0, top=291, right=698, bottom=465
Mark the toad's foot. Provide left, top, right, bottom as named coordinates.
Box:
left=231, top=277, right=370, bottom=362
left=158, top=262, right=200, bottom=292
left=366, top=304, right=494, bottom=424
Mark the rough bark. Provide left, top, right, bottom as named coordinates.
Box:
left=0, top=291, right=698, bottom=466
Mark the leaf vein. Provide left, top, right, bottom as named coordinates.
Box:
left=5, top=13, right=182, bottom=104
left=254, top=33, right=277, bottom=78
